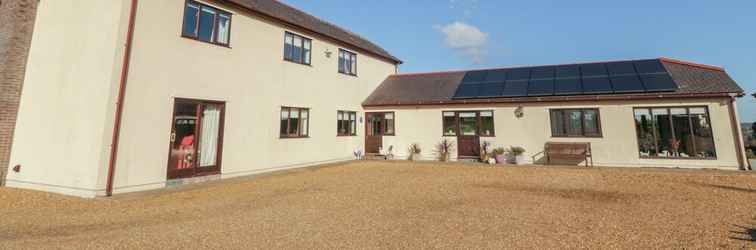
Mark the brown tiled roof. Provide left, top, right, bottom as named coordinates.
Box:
left=363, top=58, right=745, bottom=106
left=225, top=0, right=401, bottom=64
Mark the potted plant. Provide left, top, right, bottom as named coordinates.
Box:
left=434, top=139, right=454, bottom=162
left=493, top=147, right=506, bottom=164
left=508, top=146, right=526, bottom=165
left=407, top=143, right=422, bottom=161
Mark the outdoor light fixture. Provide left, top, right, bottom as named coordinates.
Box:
left=324, top=49, right=332, bottom=58
left=514, top=106, right=524, bottom=118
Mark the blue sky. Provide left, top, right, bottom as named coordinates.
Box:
left=285, top=0, right=756, bottom=122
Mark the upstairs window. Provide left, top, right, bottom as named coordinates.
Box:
left=280, top=107, right=310, bottom=138
left=182, top=1, right=232, bottom=46
left=284, top=32, right=312, bottom=65
left=338, top=49, right=357, bottom=76
left=550, top=108, right=602, bottom=137
left=337, top=111, right=357, bottom=136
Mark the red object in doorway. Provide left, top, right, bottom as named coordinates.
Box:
left=176, top=135, right=195, bottom=169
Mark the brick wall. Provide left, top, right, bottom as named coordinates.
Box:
left=0, top=0, right=38, bottom=186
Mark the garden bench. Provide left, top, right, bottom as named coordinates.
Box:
left=545, top=142, right=593, bottom=167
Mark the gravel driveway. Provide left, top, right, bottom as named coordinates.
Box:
left=1, top=161, right=755, bottom=249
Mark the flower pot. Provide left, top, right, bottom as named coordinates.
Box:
left=494, top=154, right=506, bottom=164
left=514, top=155, right=527, bottom=165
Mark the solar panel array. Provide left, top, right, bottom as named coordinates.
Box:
left=452, top=59, right=678, bottom=99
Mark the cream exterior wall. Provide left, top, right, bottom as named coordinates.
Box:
left=5, top=0, right=130, bottom=197
left=109, top=0, right=397, bottom=194
left=367, top=98, right=744, bottom=170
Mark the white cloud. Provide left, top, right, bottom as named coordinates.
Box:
left=435, top=21, right=489, bottom=64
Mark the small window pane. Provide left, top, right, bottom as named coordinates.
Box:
left=480, top=112, right=494, bottom=136
left=280, top=108, right=289, bottom=136
left=691, top=110, right=715, bottom=158
left=303, top=39, right=311, bottom=64
left=301, top=110, right=309, bottom=136
left=292, top=36, right=302, bottom=62
left=583, top=110, right=599, bottom=136
left=443, top=112, right=456, bottom=136
left=459, top=112, right=477, bottom=136
left=671, top=110, right=693, bottom=157
left=550, top=110, right=565, bottom=136
left=217, top=14, right=231, bottom=44
left=635, top=108, right=657, bottom=157
left=182, top=3, right=200, bottom=37
left=198, top=7, right=217, bottom=42
left=566, top=110, right=583, bottom=136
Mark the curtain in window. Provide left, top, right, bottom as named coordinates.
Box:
left=303, top=40, right=311, bottom=64
left=292, top=36, right=303, bottom=62
left=350, top=113, right=356, bottom=135
left=217, top=14, right=231, bottom=44
left=199, top=104, right=221, bottom=167
left=284, top=34, right=293, bottom=60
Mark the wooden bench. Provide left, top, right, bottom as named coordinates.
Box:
left=545, top=142, right=593, bottom=167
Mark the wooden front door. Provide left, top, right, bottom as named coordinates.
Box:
left=365, top=113, right=384, bottom=154
left=167, top=99, right=225, bottom=180
left=457, top=111, right=480, bottom=158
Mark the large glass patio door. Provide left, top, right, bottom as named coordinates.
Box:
left=167, top=99, right=225, bottom=180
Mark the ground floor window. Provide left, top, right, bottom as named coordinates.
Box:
left=280, top=107, right=309, bottom=138
left=442, top=111, right=495, bottom=137
left=633, top=107, right=716, bottom=159
left=550, top=108, right=602, bottom=137
left=367, top=112, right=394, bottom=136
left=337, top=111, right=357, bottom=136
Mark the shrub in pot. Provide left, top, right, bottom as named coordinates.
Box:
left=434, top=139, right=454, bottom=162
left=507, top=146, right=526, bottom=165
left=407, top=143, right=422, bottom=161
left=493, top=147, right=506, bottom=164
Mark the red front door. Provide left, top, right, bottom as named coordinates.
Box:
left=167, top=99, right=225, bottom=180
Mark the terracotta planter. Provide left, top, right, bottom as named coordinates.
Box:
left=494, top=154, right=506, bottom=164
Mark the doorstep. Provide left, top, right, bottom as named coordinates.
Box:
left=166, top=174, right=221, bottom=188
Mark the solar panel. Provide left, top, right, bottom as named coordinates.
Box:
left=556, top=65, right=580, bottom=78
left=581, top=63, right=608, bottom=77
left=530, top=67, right=555, bottom=79
left=454, top=84, right=479, bottom=98
left=554, top=78, right=582, bottom=95
left=581, top=77, right=613, bottom=94
left=485, top=69, right=508, bottom=82
left=477, top=82, right=505, bottom=97
left=634, top=59, right=666, bottom=74
left=611, top=75, right=645, bottom=93
left=462, top=71, right=487, bottom=84
left=451, top=59, right=678, bottom=100
left=507, top=68, right=530, bottom=80
left=501, top=81, right=528, bottom=97
left=528, top=79, right=555, bottom=96
left=607, top=62, right=637, bottom=75
left=640, top=74, right=677, bottom=91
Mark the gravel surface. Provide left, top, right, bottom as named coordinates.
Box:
left=1, top=161, right=755, bottom=249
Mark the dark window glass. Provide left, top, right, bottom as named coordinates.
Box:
left=182, top=3, right=200, bottom=37
left=443, top=112, right=457, bottom=136
left=182, top=1, right=231, bottom=46
left=480, top=111, right=495, bottom=136
left=280, top=107, right=309, bottom=138
left=384, top=113, right=395, bottom=135
left=284, top=32, right=312, bottom=65
left=339, top=49, right=357, bottom=75
left=458, top=112, right=478, bottom=136
left=550, top=109, right=602, bottom=137
left=198, top=7, right=217, bottom=42
left=634, top=107, right=715, bottom=158
left=634, top=109, right=658, bottom=157
left=337, top=111, right=357, bottom=136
